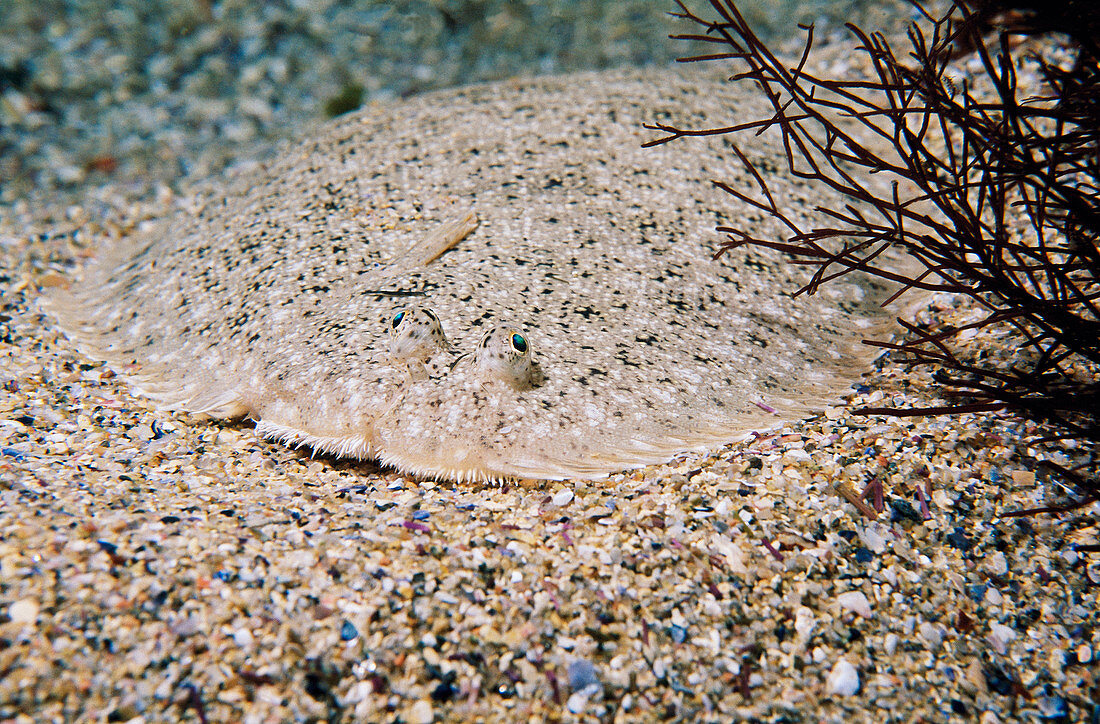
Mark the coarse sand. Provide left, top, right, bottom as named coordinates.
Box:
left=1, top=2, right=1098, bottom=722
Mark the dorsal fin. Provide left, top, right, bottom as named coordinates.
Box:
left=386, top=210, right=478, bottom=272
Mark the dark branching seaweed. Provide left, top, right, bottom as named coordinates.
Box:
left=645, top=0, right=1099, bottom=513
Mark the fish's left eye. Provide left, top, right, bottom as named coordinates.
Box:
left=510, top=333, right=528, bottom=354
left=391, top=311, right=405, bottom=329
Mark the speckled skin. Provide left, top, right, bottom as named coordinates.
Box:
left=387, top=305, right=450, bottom=362
left=51, top=67, right=899, bottom=481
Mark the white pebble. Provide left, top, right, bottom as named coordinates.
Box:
left=794, top=607, right=816, bottom=639
left=836, top=591, right=872, bottom=618
left=919, top=622, right=943, bottom=650
left=1077, top=644, right=1093, bottom=663
left=345, top=680, right=374, bottom=704
left=552, top=489, right=574, bottom=506
left=407, top=699, right=433, bottom=724
left=130, top=424, right=154, bottom=440
left=988, top=622, right=1017, bottom=654
left=826, top=659, right=860, bottom=696
left=883, top=633, right=898, bottom=655
left=566, top=691, right=590, bottom=716
left=233, top=628, right=254, bottom=647
left=985, top=551, right=1008, bottom=576
left=783, top=448, right=811, bottom=463
left=566, top=684, right=601, bottom=714
left=9, top=598, right=38, bottom=624
left=859, top=526, right=887, bottom=554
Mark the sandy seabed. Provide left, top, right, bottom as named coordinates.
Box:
left=3, top=152, right=1098, bottom=724
left=1, top=2, right=1098, bottom=722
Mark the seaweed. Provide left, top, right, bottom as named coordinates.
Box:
left=646, top=0, right=1099, bottom=513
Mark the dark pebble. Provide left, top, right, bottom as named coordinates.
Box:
left=1015, top=608, right=1041, bottom=630
left=982, top=663, right=1016, bottom=696
left=668, top=624, right=687, bottom=644
left=0, top=61, right=31, bottom=92
left=854, top=547, right=874, bottom=563
left=369, top=674, right=387, bottom=694
left=946, top=527, right=973, bottom=551
left=567, top=659, right=600, bottom=691
left=323, top=83, right=365, bottom=118
left=431, top=680, right=457, bottom=701
left=1, top=447, right=26, bottom=460
left=340, top=621, right=358, bottom=641
left=889, top=499, right=922, bottom=523
left=303, top=672, right=331, bottom=701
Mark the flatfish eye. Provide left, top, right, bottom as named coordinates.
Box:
left=386, top=306, right=448, bottom=366
left=472, top=325, right=543, bottom=390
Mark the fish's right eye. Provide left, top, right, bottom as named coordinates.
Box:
left=391, top=311, right=405, bottom=329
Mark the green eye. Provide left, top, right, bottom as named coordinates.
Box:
left=391, top=311, right=405, bottom=329
left=510, top=333, right=528, bottom=353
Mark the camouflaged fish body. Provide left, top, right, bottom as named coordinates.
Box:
left=50, top=67, right=898, bottom=481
